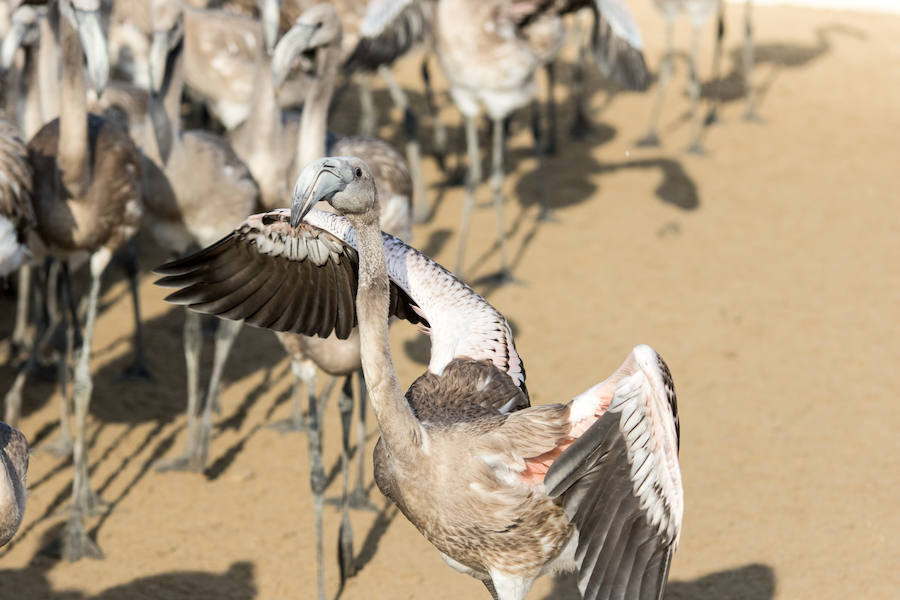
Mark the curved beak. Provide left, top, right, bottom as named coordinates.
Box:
left=149, top=29, right=170, bottom=95
left=72, top=8, right=108, bottom=96
left=1, top=16, right=32, bottom=73
left=272, top=21, right=315, bottom=91
left=291, top=158, right=348, bottom=227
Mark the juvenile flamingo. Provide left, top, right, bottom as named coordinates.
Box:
left=156, top=156, right=684, bottom=600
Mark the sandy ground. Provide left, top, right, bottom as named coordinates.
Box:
left=1, top=3, right=899, bottom=599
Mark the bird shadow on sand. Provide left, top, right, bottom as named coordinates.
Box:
left=697, top=24, right=867, bottom=119
left=463, top=147, right=698, bottom=298
left=85, top=308, right=286, bottom=426
left=540, top=563, right=775, bottom=600
left=341, top=496, right=400, bottom=595
left=0, top=531, right=256, bottom=600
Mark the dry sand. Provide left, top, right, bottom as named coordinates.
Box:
left=1, top=3, right=898, bottom=599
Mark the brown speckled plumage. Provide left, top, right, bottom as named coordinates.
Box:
left=28, top=114, right=142, bottom=255
left=159, top=158, right=683, bottom=600
left=0, top=118, right=34, bottom=243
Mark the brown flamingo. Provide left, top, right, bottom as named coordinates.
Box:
left=24, top=0, right=143, bottom=560
left=156, top=155, right=684, bottom=600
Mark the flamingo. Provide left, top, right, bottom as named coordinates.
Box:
left=155, top=155, right=684, bottom=600
left=137, top=0, right=260, bottom=473
left=229, top=5, right=416, bottom=595
left=23, top=0, right=143, bottom=560
left=358, top=0, right=648, bottom=280
left=638, top=0, right=755, bottom=152
left=0, top=420, right=28, bottom=548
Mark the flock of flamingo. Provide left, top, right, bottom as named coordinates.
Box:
left=0, top=1, right=757, bottom=599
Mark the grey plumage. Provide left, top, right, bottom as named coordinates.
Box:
left=156, top=212, right=425, bottom=337
left=157, top=157, right=683, bottom=600
left=545, top=355, right=680, bottom=600
left=0, top=421, right=28, bottom=548
left=0, top=117, right=34, bottom=277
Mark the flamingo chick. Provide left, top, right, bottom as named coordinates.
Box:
left=156, top=156, right=683, bottom=600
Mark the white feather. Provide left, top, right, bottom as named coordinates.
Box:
left=0, top=216, right=28, bottom=277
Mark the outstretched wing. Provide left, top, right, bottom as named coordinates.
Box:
left=515, top=0, right=648, bottom=90
left=302, top=209, right=526, bottom=391
left=155, top=209, right=424, bottom=339
left=541, top=345, right=682, bottom=600
left=156, top=208, right=526, bottom=392
left=345, top=0, right=435, bottom=72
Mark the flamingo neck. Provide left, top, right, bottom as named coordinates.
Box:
left=296, top=38, right=340, bottom=173
left=37, top=11, right=59, bottom=124
left=58, top=7, right=89, bottom=196
left=247, top=51, right=282, bottom=153
left=350, top=210, right=424, bottom=463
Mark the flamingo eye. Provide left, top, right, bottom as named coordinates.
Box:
left=355, top=168, right=362, bottom=178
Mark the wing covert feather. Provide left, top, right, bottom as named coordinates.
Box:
left=543, top=346, right=682, bottom=600
left=155, top=210, right=425, bottom=339
left=301, top=210, right=526, bottom=391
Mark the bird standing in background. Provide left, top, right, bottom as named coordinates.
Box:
left=25, top=0, right=143, bottom=560
left=358, top=0, right=648, bottom=280
left=139, top=0, right=260, bottom=473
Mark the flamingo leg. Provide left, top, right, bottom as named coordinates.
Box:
left=455, top=114, right=481, bottom=275
left=638, top=20, right=675, bottom=147
left=63, top=247, right=112, bottom=561
left=43, top=261, right=77, bottom=457
left=270, top=357, right=315, bottom=432
left=120, top=239, right=153, bottom=380
left=378, top=65, right=428, bottom=224
left=421, top=54, right=448, bottom=174
left=705, top=5, right=726, bottom=126
left=543, top=62, right=558, bottom=156
left=490, top=116, right=517, bottom=284
left=10, top=265, right=31, bottom=361
left=743, top=0, right=758, bottom=120
left=308, top=376, right=335, bottom=600
left=156, top=309, right=202, bottom=472
left=337, top=375, right=356, bottom=588
left=4, top=260, right=58, bottom=427
left=570, top=13, right=594, bottom=139
left=529, top=101, right=556, bottom=225
left=357, top=72, right=376, bottom=137
left=348, top=368, right=375, bottom=509
left=687, top=22, right=708, bottom=154
left=194, top=318, right=242, bottom=468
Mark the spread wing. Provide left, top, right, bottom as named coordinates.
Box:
left=541, top=345, right=683, bottom=600
left=156, top=208, right=526, bottom=394
left=345, top=0, right=435, bottom=71
left=515, top=0, right=649, bottom=90
left=155, top=209, right=424, bottom=339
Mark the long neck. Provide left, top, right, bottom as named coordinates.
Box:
left=246, top=51, right=282, bottom=152
left=145, top=40, right=185, bottom=167
left=37, top=11, right=59, bottom=123
left=296, top=41, right=340, bottom=172
left=162, top=42, right=184, bottom=139
left=351, top=211, right=424, bottom=462
left=57, top=8, right=89, bottom=195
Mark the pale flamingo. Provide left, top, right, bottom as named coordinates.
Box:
left=156, top=155, right=683, bottom=600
